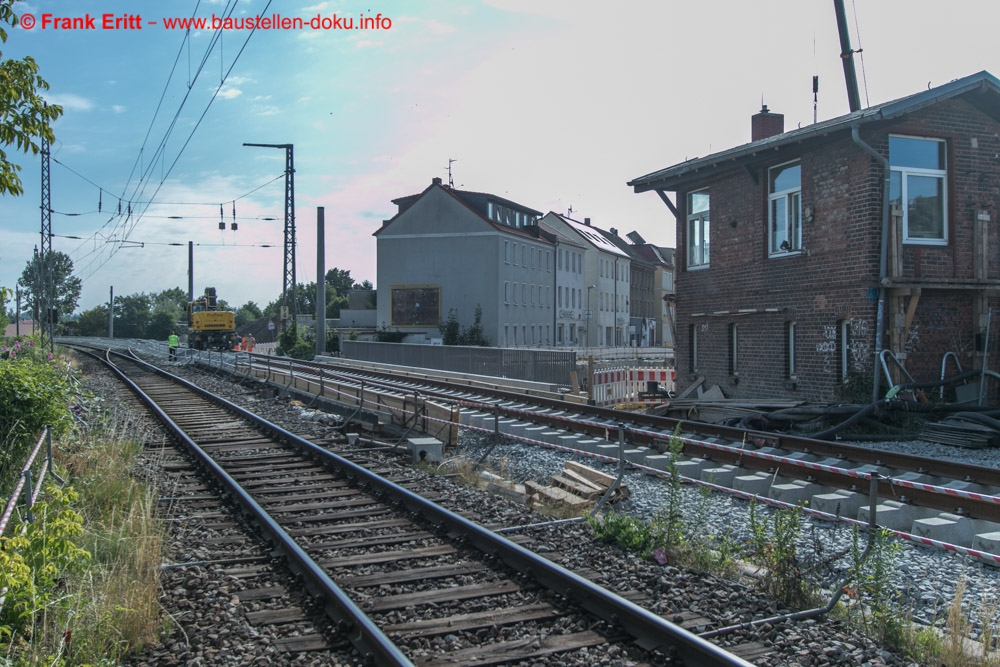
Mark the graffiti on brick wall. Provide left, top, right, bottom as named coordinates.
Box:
left=816, top=325, right=837, bottom=374
left=905, top=324, right=920, bottom=355
left=814, top=318, right=871, bottom=373
left=699, top=323, right=710, bottom=333
left=925, top=306, right=962, bottom=332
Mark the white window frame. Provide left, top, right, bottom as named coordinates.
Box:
left=890, top=134, right=948, bottom=245
left=687, top=190, right=710, bottom=269
left=768, top=160, right=802, bottom=256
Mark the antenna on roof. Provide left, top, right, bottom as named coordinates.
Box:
left=567, top=205, right=574, bottom=217
left=446, top=158, right=457, bottom=188
left=813, top=75, right=819, bottom=124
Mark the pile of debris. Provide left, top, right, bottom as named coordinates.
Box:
left=486, top=461, right=630, bottom=512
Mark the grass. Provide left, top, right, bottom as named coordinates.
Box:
left=1, top=394, right=165, bottom=665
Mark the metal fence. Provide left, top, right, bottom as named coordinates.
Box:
left=342, top=341, right=578, bottom=386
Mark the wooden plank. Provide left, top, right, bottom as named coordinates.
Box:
left=245, top=607, right=307, bottom=625
left=320, top=544, right=456, bottom=569
left=550, top=474, right=602, bottom=499
left=564, top=461, right=617, bottom=489
left=307, top=530, right=434, bottom=551
left=413, top=630, right=606, bottom=666
left=362, top=581, right=522, bottom=613
left=338, top=562, right=485, bottom=588
left=561, top=469, right=605, bottom=492
left=674, top=375, right=704, bottom=400
left=271, top=634, right=332, bottom=652
left=524, top=481, right=592, bottom=509
left=383, top=603, right=559, bottom=637
left=237, top=585, right=287, bottom=601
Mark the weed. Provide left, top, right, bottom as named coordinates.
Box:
left=745, top=499, right=813, bottom=607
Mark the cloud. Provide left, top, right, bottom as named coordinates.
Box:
left=424, top=19, right=456, bottom=35
left=301, top=1, right=329, bottom=11
left=218, top=87, right=243, bottom=100
left=111, top=105, right=126, bottom=114
left=44, top=93, right=94, bottom=112
left=355, top=40, right=383, bottom=49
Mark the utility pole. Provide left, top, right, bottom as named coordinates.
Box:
left=243, top=143, right=296, bottom=329
left=40, top=124, right=54, bottom=352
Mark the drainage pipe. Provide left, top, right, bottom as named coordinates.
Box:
left=850, top=124, right=890, bottom=404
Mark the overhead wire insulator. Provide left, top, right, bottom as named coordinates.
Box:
left=231, top=201, right=237, bottom=230
left=219, top=203, right=225, bottom=230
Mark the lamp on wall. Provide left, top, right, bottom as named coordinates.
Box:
left=804, top=206, right=815, bottom=223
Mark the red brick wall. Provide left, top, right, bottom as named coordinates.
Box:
left=673, top=97, right=1000, bottom=403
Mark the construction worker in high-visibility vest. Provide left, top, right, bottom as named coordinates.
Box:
left=247, top=333, right=256, bottom=352
left=241, top=334, right=248, bottom=351
left=168, top=331, right=179, bottom=362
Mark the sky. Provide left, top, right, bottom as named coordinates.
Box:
left=3, top=0, right=1000, bottom=315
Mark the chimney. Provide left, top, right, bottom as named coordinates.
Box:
left=610, top=227, right=618, bottom=236
left=432, top=177, right=442, bottom=185
left=751, top=104, right=784, bottom=141
left=584, top=217, right=591, bottom=226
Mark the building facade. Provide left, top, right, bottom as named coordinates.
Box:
left=629, top=71, right=1000, bottom=402
left=375, top=178, right=553, bottom=346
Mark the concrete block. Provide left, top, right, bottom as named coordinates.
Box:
left=810, top=491, right=866, bottom=519
left=574, top=438, right=603, bottom=454
left=623, top=447, right=650, bottom=464
left=769, top=481, right=815, bottom=505
left=594, top=444, right=621, bottom=460
left=522, top=426, right=549, bottom=444
left=733, top=472, right=773, bottom=496
left=557, top=433, right=583, bottom=450
left=674, top=458, right=712, bottom=477
left=911, top=514, right=974, bottom=548
left=971, top=531, right=1000, bottom=556
left=642, top=454, right=672, bottom=473
left=408, top=436, right=443, bottom=463
left=700, top=465, right=739, bottom=487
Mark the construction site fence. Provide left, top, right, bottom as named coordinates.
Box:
left=591, top=367, right=676, bottom=408
left=342, top=340, right=578, bottom=386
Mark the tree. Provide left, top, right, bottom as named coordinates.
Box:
left=75, top=305, right=109, bottom=337
left=150, top=287, right=188, bottom=320
left=235, top=301, right=262, bottom=328
left=325, top=268, right=357, bottom=298
left=439, top=305, right=490, bottom=347
left=18, top=251, right=81, bottom=327
left=112, top=293, right=152, bottom=338
left=0, top=2, right=63, bottom=196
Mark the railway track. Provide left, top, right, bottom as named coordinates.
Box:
left=170, top=350, right=1000, bottom=565
left=77, top=345, right=765, bottom=666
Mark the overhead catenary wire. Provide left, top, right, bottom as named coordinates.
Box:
left=72, top=0, right=273, bottom=283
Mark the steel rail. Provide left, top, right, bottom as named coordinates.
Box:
left=82, top=347, right=414, bottom=667
left=84, top=344, right=757, bottom=666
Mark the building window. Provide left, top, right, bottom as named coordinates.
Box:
left=512, top=282, right=518, bottom=305
left=838, top=320, right=850, bottom=382
left=729, top=323, right=738, bottom=375
left=504, top=281, right=509, bottom=304
left=690, top=324, right=698, bottom=372
left=521, top=284, right=526, bottom=305
left=769, top=161, right=801, bottom=255
left=890, top=135, right=947, bottom=244
left=504, top=241, right=510, bottom=264
left=787, top=322, right=797, bottom=378
left=687, top=190, right=710, bottom=268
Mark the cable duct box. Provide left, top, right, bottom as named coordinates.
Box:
left=407, top=437, right=443, bottom=463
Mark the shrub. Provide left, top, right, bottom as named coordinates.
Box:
left=0, top=338, right=75, bottom=490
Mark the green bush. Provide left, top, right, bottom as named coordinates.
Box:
left=0, top=338, right=75, bottom=489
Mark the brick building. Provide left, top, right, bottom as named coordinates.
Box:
left=629, top=71, right=1000, bottom=403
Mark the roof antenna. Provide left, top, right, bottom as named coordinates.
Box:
left=567, top=205, right=574, bottom=217
left=813, top=75, right=819, bottom=124
left=446, top=158, right=457, bottom=188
